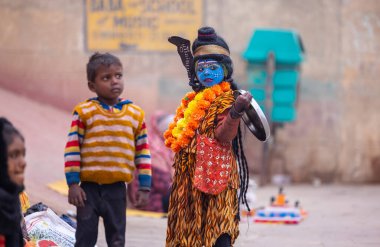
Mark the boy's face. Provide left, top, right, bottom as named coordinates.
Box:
left=88, top=64, right=124, bottom=106
left=7, top=135, right=26, bottom=187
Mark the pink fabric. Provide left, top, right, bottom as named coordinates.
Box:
left=148, top=111, right=175, bottom=175
left=128, top=111, right=174, bottom=212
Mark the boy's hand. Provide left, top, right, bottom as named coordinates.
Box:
left=68, top=183, right=87, bottom=207
left=134, top=190, right=150, bottom=208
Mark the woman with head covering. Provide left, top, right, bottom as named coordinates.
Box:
left=165, top=27, right=253, bottom=247
left=0, top=117, right=27, bottom=247
left=128, top=111, right=175, bottom=212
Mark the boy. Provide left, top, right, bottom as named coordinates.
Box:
left=64, top=53, right=151, bottom=247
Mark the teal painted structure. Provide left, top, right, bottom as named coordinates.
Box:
left=243, top=29, right=305, bottom=123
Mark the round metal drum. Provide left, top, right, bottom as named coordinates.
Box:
left=233, top=90, right=270, bottom=141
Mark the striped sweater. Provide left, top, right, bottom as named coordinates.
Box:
left=64, top=98, right=151, bottom=190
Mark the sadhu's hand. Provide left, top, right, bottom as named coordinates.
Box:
left=230, top=91, right=252, bottom=119
left=234, top=91, right=252, bottom=113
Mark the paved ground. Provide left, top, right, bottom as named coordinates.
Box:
left=122, top=185, right=380, bottom=247
left=1, top=87, right=380, bottom=247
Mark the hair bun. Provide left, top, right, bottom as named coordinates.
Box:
left=191, top=26, right=233, bottom=82
left=197, top=27, right=217, bottom=41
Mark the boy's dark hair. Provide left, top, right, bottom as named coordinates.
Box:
left=86, top=52, right=122, bottom=82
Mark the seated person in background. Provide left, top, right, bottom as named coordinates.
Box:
left=128, top=111, right=174, bottom=213
left=0, top=117, right=28, bottom=247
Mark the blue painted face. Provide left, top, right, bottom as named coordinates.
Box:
left=195, top=59, right=225, bottom=87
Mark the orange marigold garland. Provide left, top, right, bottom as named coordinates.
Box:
left=164, top=81, right=231, bottom=152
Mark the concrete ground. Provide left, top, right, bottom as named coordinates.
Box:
left=1, top=87, right=380, bottom=247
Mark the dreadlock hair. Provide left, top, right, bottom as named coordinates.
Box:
left=86, top=52, right=123, bottom=82
left=230, top=80, right=251, bottom=216
left=232, top=126, right=250, bottom=214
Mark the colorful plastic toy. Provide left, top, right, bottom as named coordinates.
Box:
left=253, top=187, right=307, bottom=224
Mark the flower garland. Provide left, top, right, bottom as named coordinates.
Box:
left=164, top=81, right=231, bottom=152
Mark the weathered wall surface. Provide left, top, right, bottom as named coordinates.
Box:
left=339, top=1, right=380, bottom=182
left=0, top=0, right=379, bottom=183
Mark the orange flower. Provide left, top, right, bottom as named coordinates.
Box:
left=204, top=90, right=216, bottom=101
left=168, top=122, right=177, bottom=129
left=187, top=119, right=199, bottom=130
left=181, top=92, right=194, bottom=106
left=164, top=130, right=172, bottom=139
left=171, top=143, right=181, bottom=152
left=192, top=109, right=206, bottom=121
left=165, top=136, right=176, bottom=147
left=183, top=128, right=195, bottom=138
left=176, top=107, right=184, bottom=116
left=198, top=99, right=211, bottom=109
left=220, top=82, right=231, bottom=91
left=178, top=137, right=190, bottom=148
left=164, top=139, right=172, bottom=147
left=186, top=92, right=196, bottom=100
left=213, top=84, right=223, bottom=95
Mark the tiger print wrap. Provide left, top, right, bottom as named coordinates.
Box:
left=166, top=90, right=240, bottom=247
